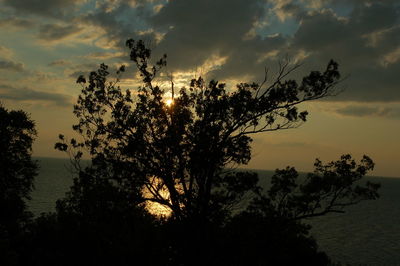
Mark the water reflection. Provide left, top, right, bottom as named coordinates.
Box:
left=142, top=176, right=173, bottom=217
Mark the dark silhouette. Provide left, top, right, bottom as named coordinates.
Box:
left=49, top=40, right=379, bottom=265
left=0, top=104, right=37, bottom=265
left=57, top=39, right=347, bottom=221
left=0, top=40, right=380, bottom=265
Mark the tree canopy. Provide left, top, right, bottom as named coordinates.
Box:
left=0, top=40, right=381, bottom=266
left=0, top=104, right=37, bottom=265
left=56, top=39, right=379, bottom=225
left=0, top=104, right=37, bottom=232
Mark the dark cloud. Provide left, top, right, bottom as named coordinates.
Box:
left=287, top=1, right=400, bottom=102
left=69, top=0, right=284, bottom=82
left=0, top=60, right=24, bottom=72
left=0, top=84, right=72, bottom=107
left=142, top=0, right=400, bottom=102
left=78, top=0, right=278, bottom=79
left=341, top=62, right=400, bottom=102
left=293, top=9, right=349, bottom=51
left=5, top=0, right=396, bottom=103
left=69, top=70, right=86, bottom=79
left=38, top=24, right=82, bottom=41
left=67, top=62, right=102, bottom=80
left=48, top=60, right=71, bottom=67
left=83, top=51, right=123, bottom=60
left=136, top=1, right=400, bottom=101
left=2, top=0, right=84, bottom=18
left=150, top=0, right=269, bottom=71
left=0, top=17, right=35, bottom=29
left=208, top=35, right=287, bottom=81
left=292, top=3, right=399, bottom=60
left=350, top=1, right=399, bottom=33
left=78, top=1, right=160, bottom=52
left=335, top=105, right=400, bottom=119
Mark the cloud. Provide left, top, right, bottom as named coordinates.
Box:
left=0, top=46, right=27, bottom=73
left=2, top=0, right=399, bottom=103
left=83, top=51, right=124, bottom=60
left=38, top=23, right=83, bottom=41
left=77, top=0, right=279, bottom=80
left=69, top=70, right=86, bottom=79
left=0, top=17, right=36, bottom=29
left=48, top=60, right=71, bottom=67
left=0, top=84, right=73, bottom=107
left=0, top=60, right=24, bottom=72
left=335, top=104, right=400, bottom=119
left=288, top=1, right=400, bottom=102
left=150, top=0, right=269, bottom=72
left=2, top=0, right=85, bottom=18
left=0, top=45, right=14, bottom=60
left=127, top=0, right=400, bottom=102
left=77, top=1, right=159, bottom=51
left=66, top=62, right=102, bottom=80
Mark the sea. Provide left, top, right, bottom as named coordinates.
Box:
left=29, top=157, right=400, bottom=265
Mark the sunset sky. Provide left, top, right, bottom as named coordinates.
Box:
left=0, top=0, right=399, bottom=177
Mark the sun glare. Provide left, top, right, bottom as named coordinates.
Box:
left=165, top=98, right=174, bottom=107
left=145, top=199, right=172, bottom=217
left=142, top=177, right=173, bottom=217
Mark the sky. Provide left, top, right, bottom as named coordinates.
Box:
left=0, top=0, right=399, bottom=177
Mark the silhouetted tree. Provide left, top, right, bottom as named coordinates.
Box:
left=247, top=154, right=379, bottom=221
left=57, top=40, right=377, bottom=220
left=0, top=104, right=37, bottom=265
left=54, top=40, right=380, bottom=265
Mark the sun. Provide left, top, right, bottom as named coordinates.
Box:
left=165, top=98, right=174, bottom=107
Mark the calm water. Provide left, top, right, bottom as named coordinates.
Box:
left=30, top=157, right=400, bottom=265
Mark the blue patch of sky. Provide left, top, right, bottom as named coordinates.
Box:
left=76, top=0, right=98, bottom=14
left=256, top=0, right=355, bottom=39
left=326, top=2, right=353, bottom=17
left=253, top=1, right=300, bottom=38
left=258, top=15, right=299, bottom=38
left=115, top=3, right=156, bottom=32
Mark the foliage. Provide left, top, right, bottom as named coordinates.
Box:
left=20, top=200, right=162, bottom=266
left=0, top=104, right=38, bottom=265
left=56, top=39, right=347, bottom=221
left=248, top=154, right=380, bottom=221
left=52, top=39, right=380, bottom=265
left=0, top=104, right=37, bottom=231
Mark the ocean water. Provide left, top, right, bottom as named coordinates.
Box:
left=29, top=157, right=75, bottom=215
left=30, top=157, right=400, bottom=265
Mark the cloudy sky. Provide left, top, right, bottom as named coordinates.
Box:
left=0, top=0, right=399, bottom=177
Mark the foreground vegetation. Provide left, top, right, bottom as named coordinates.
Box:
left=0, top=40, right=380, bottom=265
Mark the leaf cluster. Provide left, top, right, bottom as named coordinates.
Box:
left=56, top=40, right=378, bottom=227
left=248, top=154, right=380, bottom=221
